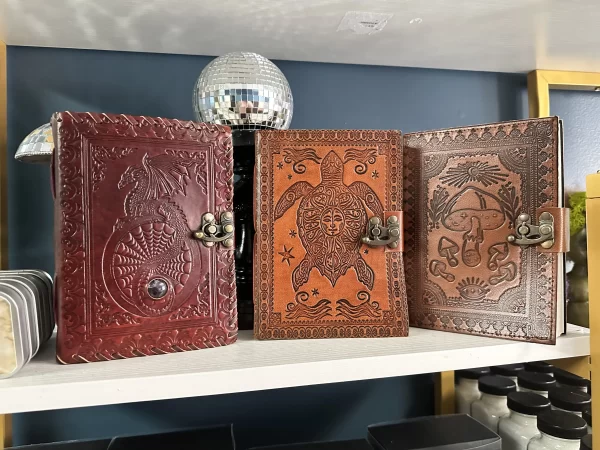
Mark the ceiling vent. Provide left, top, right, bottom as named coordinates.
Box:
left=337, top=11, right=393, bottom=35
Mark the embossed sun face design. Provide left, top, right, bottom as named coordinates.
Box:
left=440, top=161, right=509, bottom=188
left=274, top=151, right=384, bottom=292
left=320, top=207, right=345, bottom=236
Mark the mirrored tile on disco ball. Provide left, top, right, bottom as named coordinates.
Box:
left=15, top=123, right=54, bottom=164
left=193, top=52, right=293, bottom=131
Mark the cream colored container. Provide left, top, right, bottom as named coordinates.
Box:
left=471, top=375, right=516, bottom=432
left=527, top=410, right=587, bottom=450
left=0, top=294, right=30, bottom=379
left=549, top=387, right=591, bottom=417
left=498, top=391, right=550, bottom=450
left=456, top=367, right=490, bottom=414
left=518, top=372, right=556, bottom=398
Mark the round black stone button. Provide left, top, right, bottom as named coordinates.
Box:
left=147, top=278, right=168, bottom=299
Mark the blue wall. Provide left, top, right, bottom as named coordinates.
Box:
left=549, top=90, right=600, bottom=192
left=7, top=46, right=527, bottom=448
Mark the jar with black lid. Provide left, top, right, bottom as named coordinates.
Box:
left=498, top=391, right=551, bottom=450
left=518, top=371, right=557, bottom=397
left=579, top=434, right=591, bottom=450
left=471, top=375, right=516, bottom=432
left=554, top=368, right=590, bottom=393
left=582, top=407, right=591, bottom=434
left=528, top=410, right=587, bottom=450
left=549, top=387, right=591, bottom=417
left=455, top=367, right=490, bottom=414
left=491, top=364, right=525, bottom=383
left=525, top=362, right=555, bottom=376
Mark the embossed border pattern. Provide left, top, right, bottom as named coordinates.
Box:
left=404, top=118, right=559, bottom=344
left=254, top=129, right=409, bottom=339
left=53, top=112, right=237, bottom=363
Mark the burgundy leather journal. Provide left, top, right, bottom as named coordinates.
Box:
left=404, top=117, right=566, bottom=344
left=52, top=112, right=238, bottom=363
left=254, top=130, right=409, bottom=339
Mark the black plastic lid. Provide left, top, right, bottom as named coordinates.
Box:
left=507, top=391, right=551, bottom=416
left=537, top=410, right=587, bottom=440
left=580, top=434, right=592, bottom=450
left=518, top=371, right=557, bottom=392
left=478, top=375, right=516, bottom=396
left=491, top=364, right=525, bottom=377
left=525, top=361, right=554, bottom=374
left=549, top=387, right=591, bottom=412
left=554, top=368, right=590, bottom=389
left=456, top=367, right=490, bottom=380
left=583, top=406, right=592, bottom=426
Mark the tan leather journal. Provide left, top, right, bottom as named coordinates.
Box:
left=404, top=117, right=566, bottom=344
left=254, top=130, right=409, bottom=339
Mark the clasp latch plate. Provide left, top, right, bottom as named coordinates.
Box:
left=361, top=216, right=401, bottom=249
left=193, top=212, right=234, bottom=248
left=507, top=212, right=554, bottom=249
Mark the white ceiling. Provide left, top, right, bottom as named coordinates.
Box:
left=2, top=0, right=600, bottom=73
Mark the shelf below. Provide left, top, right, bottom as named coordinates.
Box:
left=0, top=325, right=589, bottom=414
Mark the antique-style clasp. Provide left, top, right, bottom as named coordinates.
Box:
left=361, top=216, right=401, bottom=249
left=507, top=212, right=554, bottom=249
left=193, top=212, right=234, bottom=248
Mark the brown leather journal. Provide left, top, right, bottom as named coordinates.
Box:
left=52, top=112, right=238, bottom=363
left=404, top=117, right=566, bottom=344
left=254, top=130, right=409, bottom=339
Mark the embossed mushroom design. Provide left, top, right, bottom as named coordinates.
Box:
left=489, top=262, right=517, bottom=285
left=487, top=243, right=509, bottom=271
left=430, top=260, right=455, bottom=282
left=443, top=187, right=506, bottom=267
left=438, top=237, right=459, bottom=267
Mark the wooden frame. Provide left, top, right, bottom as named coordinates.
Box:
left=586, top=173, right=600, bottom=450
left=528, top=70, right=600, bottom=118
left=0, top=41, right=6, bottom=270
left=0, top=40, right=9, bottom=450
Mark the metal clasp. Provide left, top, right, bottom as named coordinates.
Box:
left=507, top=212, right=554, bottom=249
left=361, top=216, right=401, bottom=249
left=193, top=212, right=234, bottom=248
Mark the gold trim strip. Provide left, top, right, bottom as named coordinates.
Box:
left=0, top=41, right=10, bottom=450
left=435, top=371, right=455, bottom=415
left=0, top=41, right=6, bottom=270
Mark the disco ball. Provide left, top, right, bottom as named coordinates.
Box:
left=193, top=52, right=293, bottom=131
left=15, top=123, right=53, bottom=164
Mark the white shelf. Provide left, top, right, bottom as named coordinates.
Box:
left=0, top=325, right=589, bottom=414
left=3, top=0, right=600, bottom=73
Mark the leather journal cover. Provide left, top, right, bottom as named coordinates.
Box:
left=254, top=130, right=409, bottom=339
left=404, top=117, right=565, bottom=344
left=52, top=112, right=238, bottom=363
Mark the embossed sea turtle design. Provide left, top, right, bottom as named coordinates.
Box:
left=274, top=151, right=384, bottom=291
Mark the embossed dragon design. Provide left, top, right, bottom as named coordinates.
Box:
left=103, top=153, right=202, bottom=317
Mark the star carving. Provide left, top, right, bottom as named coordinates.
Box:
left=277, top=161, right=284, bottom=169
left=278, top=245, right=295, bottom=266
left=287, top=174, right=293, bottom=180
left=311, top=288, right=319, bottom=297
left=371, top=170, right=379, bottom=179
left=289, top=230, right=297, bottom=238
